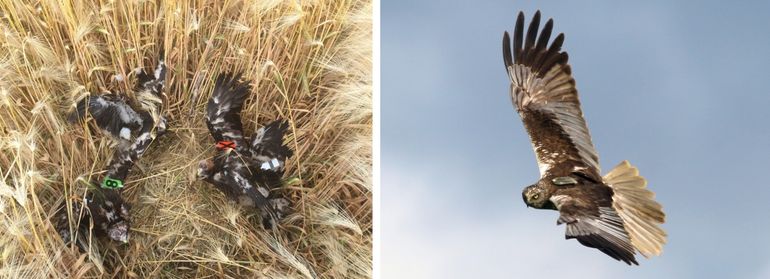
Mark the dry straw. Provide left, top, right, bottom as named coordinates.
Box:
left=0, top=0, right=371, bottom=278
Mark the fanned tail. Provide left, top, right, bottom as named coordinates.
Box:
left=604, top=160, right=666, bottom=258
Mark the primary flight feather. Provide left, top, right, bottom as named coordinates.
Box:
left=502, top=11, right=666, bottom=265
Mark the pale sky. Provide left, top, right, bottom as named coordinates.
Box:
left=382, top=1, right=770, bottom=278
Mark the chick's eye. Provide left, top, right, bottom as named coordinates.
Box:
left=532, top=194, right=539, bottom=200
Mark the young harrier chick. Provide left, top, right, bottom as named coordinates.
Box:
left=198, top=72, right=293, bottom=229
left=55, top=186, right=131, bottom=245
left=57, top=52, right=168, bottom=245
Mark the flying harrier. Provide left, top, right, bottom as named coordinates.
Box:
left=197, top=72, right=293, bottom=229
left=502, top=11, right=666, bottom=265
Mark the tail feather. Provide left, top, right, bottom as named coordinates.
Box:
left=604, top=160, right=666, bottom=258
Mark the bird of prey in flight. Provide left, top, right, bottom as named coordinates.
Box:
left=198, top=72, right=293, bottom=229
left=502, top=11, right=666, bottom=265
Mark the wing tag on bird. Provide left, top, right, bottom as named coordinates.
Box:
left=101, top=177, right=124, bottom=189
left=552, top=176, right=578, bottom=186
left=260, top=158, right=281, bottom=170
left=216, top=140, right=236, bottom=150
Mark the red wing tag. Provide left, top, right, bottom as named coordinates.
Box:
left=216, top=140, right=236, bottom=150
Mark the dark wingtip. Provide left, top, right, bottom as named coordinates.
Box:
left=502, top=31, right=512, bottom=69
left=68, top=96, right=92, bottom=123
left=211, top=71, right=252, bottom=112
left=614, top=254, right=638, bottom=265
left=537, top=19, right=554, bottom=49
left=510, top=11, right=572, bottom=78
left=513, top=12, right=525, bottom=63
left=525, top=11, right=541, bottom=49
left=551, top=33, right=565, bottom=51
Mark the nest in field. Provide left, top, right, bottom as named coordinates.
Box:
left=0, top=0, right=371, bottom=278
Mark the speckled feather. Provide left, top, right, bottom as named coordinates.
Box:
left=200, top=72, right=294, bottom=229
left=57, top=51, right=167, bottom=246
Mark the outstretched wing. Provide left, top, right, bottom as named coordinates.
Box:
left=135, top=48, right=167, bottom=98
left=502, top=11, right=601, bottom=180
left=205, top=72, right=251, bottom=154
left=250, top=119, right=293, bottom=171
left=70, top=50, right=167, bottom=142
left=133, top=48, right=167, bottom=129
left=550, top=194, right=638, bottom=265
left=104, top=51, right=169, bottom=182
left=69, top=94, right=142, bottom=141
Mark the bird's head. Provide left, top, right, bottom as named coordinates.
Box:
left=107, top=218, right=130, bottom=243
left=197, top=159, right=215, bottom=180
left=87, top=189, right=131, bottom=243
left=522, top=184, right=549, bottom=208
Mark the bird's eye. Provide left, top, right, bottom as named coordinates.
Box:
left=532, top=194, right=539, bottom=200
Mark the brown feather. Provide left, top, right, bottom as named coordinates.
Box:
left=604, top=160, right=667, bottom=258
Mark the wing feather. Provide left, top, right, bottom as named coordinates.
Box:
left=250, top=119, right=293, bottom=172
left=503, top=11, right=600, bottom=180
left=205, top=72, right=251, bottom=154
left=551, top=195, right=638, bottom=265
left=70, top=94, right=142, bottom=141
left=134, top=48, right=166, bottom=127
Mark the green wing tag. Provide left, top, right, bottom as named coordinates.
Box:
left=101, top=177, right=124, bottom=189
left=552, top=176, right=578, bottom=186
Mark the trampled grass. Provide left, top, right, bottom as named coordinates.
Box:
left=0, top=0, right=371, bottom=278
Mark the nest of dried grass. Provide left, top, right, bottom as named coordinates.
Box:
left=0, top=0, right=371, bottom=278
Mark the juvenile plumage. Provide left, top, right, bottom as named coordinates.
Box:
left=70, top=51, right=168, bottom=145
left=503, top=11, right=666, bottom=265
left=56, top=51, right=168, bottom=246
left=54, top=186, right=131, bottom=245
left=198, top=72, right=293, bottom=229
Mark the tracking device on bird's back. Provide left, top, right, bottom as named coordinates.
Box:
left=102, top=177, right=124, bottom=189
